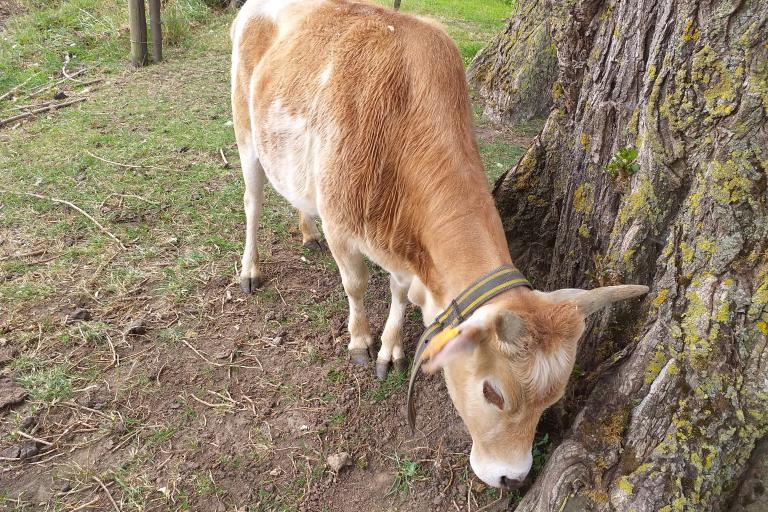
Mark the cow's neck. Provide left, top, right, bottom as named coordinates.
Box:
left=420, top=201, right=516, bottom=310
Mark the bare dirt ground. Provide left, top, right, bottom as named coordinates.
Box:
left=0, top=8, right=535, bottom=512
left=0, top=0, right=21, bottom=29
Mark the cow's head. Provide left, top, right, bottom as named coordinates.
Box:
left=420, top=285, right=648, bottom=489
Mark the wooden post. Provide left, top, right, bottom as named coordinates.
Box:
left=394, top=0, right=401, bottom=10
left=148, top=0, right=162, bottom=63
left=127, top=0, right=148, bottom=67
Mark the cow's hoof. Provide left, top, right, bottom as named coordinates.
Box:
left=240, top=275, right=264, bottom=294
left=303, top=239, right=328, bottom=252
left=349, top=348, right=371, bottom=365
left=393, top=358, right=408, bottom=374
left=375, top=360, right=390, bottom=380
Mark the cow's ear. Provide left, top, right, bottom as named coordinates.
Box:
left=421, top=322, right=488, bottom=373
left=494, top=310, right=526, bottom=355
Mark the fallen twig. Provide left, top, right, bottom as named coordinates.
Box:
left=92, top=476, right=120, bottom=512
left=0, top=189, right=127, bottom=250
left=190, top=393, right=232, bottom=409
left=0, top=97, right=86, bottom=127
left=14, top=430, right=53, bottom=446
left=61, top=54, right=84, bottom=83
left=68, top=497, right=100, bottom=511
left=85, top=149, right=164, bottom=170
left=219, top=148, right=230, bottom=168
left=2, top=100, right=55, bottom=114
left=27, top=69, right=87, bottom=99
left=0, top=74, right=40, bottom=102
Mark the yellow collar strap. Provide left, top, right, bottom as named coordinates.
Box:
left=406, top=265, right=531, bottom=432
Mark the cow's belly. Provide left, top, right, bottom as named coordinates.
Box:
left=253, top=100, right=321, bottom=216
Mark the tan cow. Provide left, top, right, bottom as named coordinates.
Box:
left=230, top=0, right=648, bottom=489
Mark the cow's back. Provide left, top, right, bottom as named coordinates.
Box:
left=233, top=0, right=488, bottom=280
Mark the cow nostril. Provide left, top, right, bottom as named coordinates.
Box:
left=499, top=476, right=524, bottom=489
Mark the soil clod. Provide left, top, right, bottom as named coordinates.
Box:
left=66, top=308, right=92, bottom=323
left=0, top=377, right=27, bottom=410
left=19, top=416, right=36, bottom=431
left=327, top=452, right=352, bottom=473
left=124, top=318, right=147, bottom=336
left=18, top=442, right=39, bottom=459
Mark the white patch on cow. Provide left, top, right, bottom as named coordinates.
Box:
left=387, top=25, right=395, bottom=32
left=253, top=99, right=320, bottom=216
left=249, top=0, right=304, bottom=21
left=319, top=64, right=333, bottom=85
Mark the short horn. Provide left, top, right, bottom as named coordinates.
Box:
left=572, top=285, right=649, bottom=316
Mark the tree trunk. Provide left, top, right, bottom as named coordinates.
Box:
left=468, top=0, right=557, bottom=124
left=478, top=0, right=768, bottom=510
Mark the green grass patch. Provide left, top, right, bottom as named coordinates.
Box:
left=374, top=0, right=514, bottom=64
left=386, top=452, right=426, bottom=496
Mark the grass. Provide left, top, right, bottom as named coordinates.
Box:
left=386, top=452, right=426, bottom=496
left=374, top=0, right=514, bottom=64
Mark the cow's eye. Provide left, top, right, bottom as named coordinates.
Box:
left=482, top=381, right=505, bottom=410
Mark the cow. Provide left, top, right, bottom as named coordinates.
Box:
left=230, top=0, right=648, bottom=489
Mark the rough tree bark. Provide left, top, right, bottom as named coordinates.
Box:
left=472, top=0, right=768, bottom=510
left=468, top=0, right=557, bottom=124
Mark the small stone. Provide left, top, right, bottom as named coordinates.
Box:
left=269, top=468, right=281, bottom=477
left=19, top=416, right=36, bottom=431
left=53, top=91, right=68, bottom=100
left=67, top=308, right=91, bottom=323
left=0, top=445, right=21, bottom=459
left=326, top=452, right=352, bottom=472
left=264, top=483, right=276, bottom=493
left=273, top=336, right=284, bottom=346
left=124, top=319, right=147, bottom=336
left=19, top=443, right=39, bottom=459
left=61, top=482, right=72, bottom=493
left=264, top=311, right=276, bottom=321
left=432, top=494, right=444, bottom=506
left=0, top=377, right=27, bottom=410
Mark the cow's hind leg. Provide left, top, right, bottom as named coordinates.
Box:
left=325, top=234, right=373, bottom=364
left=239, top=148, right=267, bottom=294
left=299, top=212, right=326, bottom=251
left=376, top=273, right=411, bottom=379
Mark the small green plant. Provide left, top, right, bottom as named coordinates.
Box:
left=17, top=364, right=73, bottom=404
left=386, top=453, right=425, bottom=496
left=370, top=368, right=408, bottom=402
left=532, top=433, right=552, bottom=472
left=605, top=146, right=640, bottom=181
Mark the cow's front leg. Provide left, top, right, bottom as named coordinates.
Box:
left=325, top=235, right=373, bottom=364
left=239, top=151, right=266, bottom=294
left=376, top=273, right=411, bottom=379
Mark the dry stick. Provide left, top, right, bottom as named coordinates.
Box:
left=69, top=497, right=100, bottom=512
left=0, top=190, right=126, bottom=250
left=61, top=54, right=83, bottom=82
left=0, top=97, right=86, bottom=127
left=2, top=100, right=55, bottom=113
left=219, top=148, right=230, bottom=168
left=85, top=149, right=165, bottom=171
left=0, top=73, right=40, bottom=102
left=190, top=393, right=231, bottom=409
left=26, top=69, right=87, bottom=99
left=92, top=477, right=120, bottom=512
left=14, top=430, right=53, bottom=446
